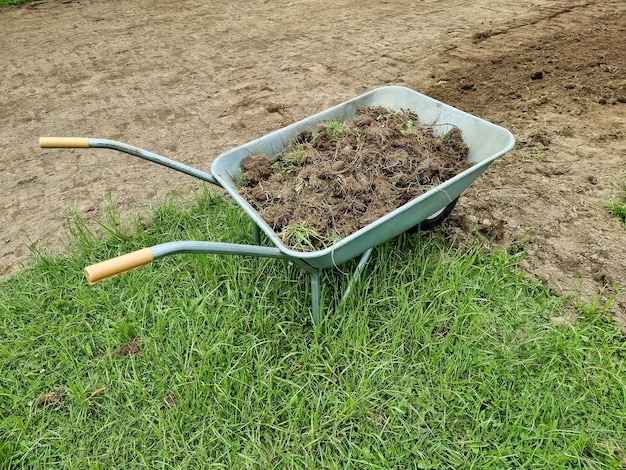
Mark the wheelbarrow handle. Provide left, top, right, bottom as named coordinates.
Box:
left=84, top=241, right=324, bottom=325
left=84, top=241, right=287, bottom=285
left=39, top=136, right=220, bottom=186
left=39, top=137, right=90, bottom=148
left=85, top=248, right=154, bottom=285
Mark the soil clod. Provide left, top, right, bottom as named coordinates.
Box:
left=119, top=340, right=141, bottom=357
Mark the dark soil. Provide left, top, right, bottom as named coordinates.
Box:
left=119, top=340, right=141, bottom=357
left=238, top=106, right=471, bottom=250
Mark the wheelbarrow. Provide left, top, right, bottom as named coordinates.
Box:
left=40, top=86, right=515, bottom=324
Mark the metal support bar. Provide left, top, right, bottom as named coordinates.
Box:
left=252, top=222, right=261, bottom=246
left=88, top=138, right=220, bottom=186
left=308, top=269, right=322, bottom=326
left=150, top=241, right=283, bottom=260
left=340, top=248, right=374, bottom=304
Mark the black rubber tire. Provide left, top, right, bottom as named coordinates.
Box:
left=408, top=197, right=459, bottom=232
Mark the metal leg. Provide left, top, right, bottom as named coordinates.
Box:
left=291, top=248, right=373, bottom=325
left=341, top=248, right=374, bottom=304
left=309, top=269, right=322, bottom=326
left=252, top=222, right=261, bottom=246
left=287, top=258, right=322, bottom=325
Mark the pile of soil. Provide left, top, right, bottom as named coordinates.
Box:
left=238, top=106, right=471, bottom=250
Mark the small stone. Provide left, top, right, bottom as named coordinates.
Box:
left=460, top=81, right=476, bottom=91
left=331, top=160, right=346, bottom=172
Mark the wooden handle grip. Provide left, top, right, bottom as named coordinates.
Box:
left=39, top=137, right=90, bottom=148
left=84, top=248, right=154, bottom=285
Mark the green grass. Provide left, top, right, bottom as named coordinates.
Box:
left=278, top=220, right=326, bottom=251
left=324, top=120, right=345, bottom=139
left=606, top=183, right=626, bottom=226
left=272, top=149, right=306, bottom=174
left=0, top=0, right=33, bottom=7
left=1, top=190, right=625, bottom=468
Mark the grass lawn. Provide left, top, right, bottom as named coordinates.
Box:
left=1, top=191, right=625, bottom=468
left=0, top=0, right=32, bottom=6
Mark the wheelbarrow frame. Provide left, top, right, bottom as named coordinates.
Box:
left=40, top=86, right=515, bottom=325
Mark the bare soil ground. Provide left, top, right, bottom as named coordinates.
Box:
left=1, top=0, right=624, bottom=328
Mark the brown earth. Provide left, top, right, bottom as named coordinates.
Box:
left=239, top=106, right=470, bottom=250
left=0, top=0, right=624, bottom=329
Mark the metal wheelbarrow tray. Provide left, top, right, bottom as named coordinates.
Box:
left=40, top=86, right=515, bottom=324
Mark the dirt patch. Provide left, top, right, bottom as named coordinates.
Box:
left=422, top=0, right=626, bottom=329
left=34, top=387, right=65, bottom=408
left=163, top=392, right=177, bottom=409
left=0, top=0, right=624, bottom=329
left=238, top=106, right=470, bottom=250
left=118, top=340, right=141, bottom=357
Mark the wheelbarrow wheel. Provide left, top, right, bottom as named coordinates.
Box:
left=409, top=197, right=459, bottom=232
